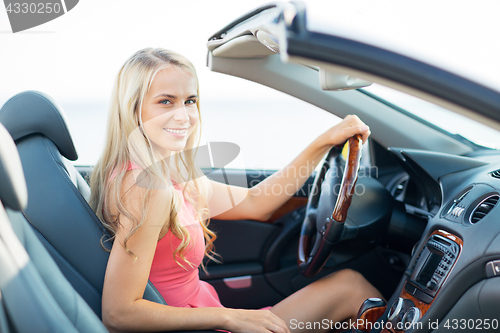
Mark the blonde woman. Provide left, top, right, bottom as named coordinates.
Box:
left=89, top=48, right=381, bottom=333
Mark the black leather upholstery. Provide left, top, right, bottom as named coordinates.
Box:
left=0, top=91, right=166, bottom=318
left=0, top=289, right=11, bottom=333
left=0, top=208, right=80, bottom=333
left=6, top=208, right=108, bottom=333
left=0, top=121, right=105, bottom=332
left=0, top=125, right=27, bottom=211
left=0, top=90, right=78, bottom=161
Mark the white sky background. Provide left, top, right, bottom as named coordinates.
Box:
left=306, top=0, right=500, bottom=91
left=1, top=0, right=500, bottom=166
left=1, top=0, right=500, bottom=103
left=0, top=0, right=293, bottom=104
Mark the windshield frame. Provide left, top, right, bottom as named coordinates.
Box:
left=358, top=88, right=493, bottom=151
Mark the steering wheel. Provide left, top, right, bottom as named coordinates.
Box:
left=298, top=134, right=362, bottom=277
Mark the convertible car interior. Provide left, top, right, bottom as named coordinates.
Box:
left=1, top=1, right=500, bottom=333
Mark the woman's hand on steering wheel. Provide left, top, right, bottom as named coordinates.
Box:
left=298, top=114, right=370, bottom=278
left=318, top=114, right=371, bottom=147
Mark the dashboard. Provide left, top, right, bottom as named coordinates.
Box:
left=373, top=146, right=500, bottom=332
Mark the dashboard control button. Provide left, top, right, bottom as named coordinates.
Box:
left=413, top=288, right=434, bottom=304
left=387, top=297, right=404, bottom=321
left=404, top=283, right=433, bottom=303
left=426, top=280, right=437, bottom=290
left=402, top=307, right=421, bottom=331
left=486, top=260, right=500, bottom=278
left=404, top=283, right=417, bottom=295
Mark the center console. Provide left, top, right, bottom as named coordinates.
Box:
left=352, top=230, right=463, bottom=333
left=383, top=230, right=462, bottom=332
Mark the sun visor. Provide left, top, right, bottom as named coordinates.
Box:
left=212, top=35, right=275, bottom=59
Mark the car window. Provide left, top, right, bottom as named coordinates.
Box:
left=63, top=85, right=343, bottom=171
left=199, top=93, right=342, bottom=170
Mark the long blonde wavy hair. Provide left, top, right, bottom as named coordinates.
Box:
left=89, top=48, right=217, bottom=269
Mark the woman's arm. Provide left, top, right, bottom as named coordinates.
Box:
left=102, top=172, right=289, bottom=333
left=208, top=115, right=370, bottom=222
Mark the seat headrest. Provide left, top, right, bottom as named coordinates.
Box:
left=0, top=123, right=28, bottom=211
left=0, top=91, right=78, bottom=161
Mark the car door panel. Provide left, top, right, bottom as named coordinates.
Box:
left=203, top=275, right=284, bottom=309
left=199, top=168, right=314, bottom=307
left=204, top=218, right=278, bottom=264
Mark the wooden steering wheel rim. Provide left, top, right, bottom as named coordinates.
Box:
left=331, top=134, right=363, bottom=223
left=298, top=134, right=363, bottom=277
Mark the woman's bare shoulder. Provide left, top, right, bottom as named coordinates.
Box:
left=110, top=170, right=171, bottom=242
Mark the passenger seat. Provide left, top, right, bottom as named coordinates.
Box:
left=0, top=91, right=218, bottom=333
left=0, top=122, right=107, bottom=332
left=0, top=91, right=166, bottom=317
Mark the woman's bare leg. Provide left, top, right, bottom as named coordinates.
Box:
left=270, top=269, right=382, bottom=333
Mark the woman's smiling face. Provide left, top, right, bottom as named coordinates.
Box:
left=140, top=66, right=199, bottom=157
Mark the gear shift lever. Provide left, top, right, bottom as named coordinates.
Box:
left=351, top=298, right=386, bottom=333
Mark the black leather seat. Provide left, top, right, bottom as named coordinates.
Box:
left=0, top=122, right=106, bottom=332
left=0, top=91, right=166, bottom=318
left=0, top=91, right=220, bottom=333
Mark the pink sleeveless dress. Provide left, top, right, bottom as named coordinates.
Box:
left=110, top=162, right=272, bottom=310
left=149, top=182, right=223, bottom=307
left=124, top=162, right=223, bottom=308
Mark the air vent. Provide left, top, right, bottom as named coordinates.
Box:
left=490, top=170, right=500, bottom=179
left=470, top=195, right=499, bottom=224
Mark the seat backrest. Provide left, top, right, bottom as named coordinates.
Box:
left=0, top=122, right=105, bottom=332
left=0, top=289, right=12, bottom=333
left=0, top=91, right=166, bottom=318
left=0, top=207, right=80, bottom=333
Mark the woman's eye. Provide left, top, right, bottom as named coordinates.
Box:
left=159, top=99, right=172, bottom=105
left=185, top=99, right=196, bottom=105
